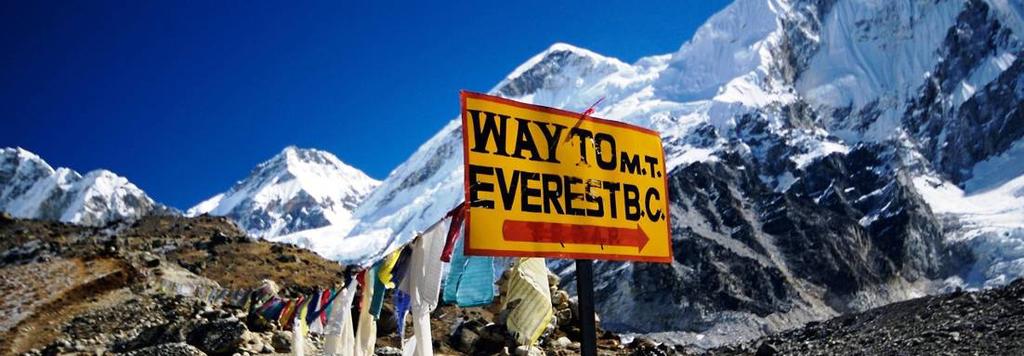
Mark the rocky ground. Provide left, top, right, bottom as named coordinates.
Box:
left=0, top=213, right=349, bottom=355
left=706, top=279, right=1024, bottom=356
left=4, top=212, right=1023, bottom=355
left=0, top=214, right=641, bottom=355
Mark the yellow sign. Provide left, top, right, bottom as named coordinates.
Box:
left=459, top=91, right=672, bottom=263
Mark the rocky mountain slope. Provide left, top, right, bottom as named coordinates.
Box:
left=187, top=146, right=380, bottom=238
left=268, top=0, right=1024, bottom=347
left=0, top=147, right=166, bottom=226
left=0, top=213, right=349, bottom=355
left=708, top=278, right=1024, bottom=355
left=0, top=215, right=647, bottom=355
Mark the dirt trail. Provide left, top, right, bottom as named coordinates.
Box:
left=1, top=258, right=133, bottom=354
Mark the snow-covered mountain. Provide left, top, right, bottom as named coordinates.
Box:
left=187, top=146, right=380, bottom=238
left=0, top=147, right=163, bottom=226
left=276, top=0, right=1024, bottom=346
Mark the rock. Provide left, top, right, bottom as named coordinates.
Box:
left=563, top=325, right=582, bottom=341
left=118, top=322, right=192, bottom=352
left=629, top=337, right=659, bottom=354
left=375, top=346, right=403, bottom=355
left=237, top=331, right=265, bottom=353
left=475, top=323, right=510, bottom=354
left=553, top=336, right=571, bottom=348
left=554, top=308, right=573, bottom=327
left=124, top=342, right=207, bottom=356
left=143, top=253, right=161, bottom=267
left=271, top=331, right=292, bottom=353
left=57, top=338, right=72, bottom=350
left=546, top=272, right=560, bottom=287
left=452, top=328, right=480, bottom=353
left=755, top=342, right=778, bottom=356
left=245, top=310, right=274, bottom=333
left=186, top=319, right=248, bottom=355
left=514, top=345, right=545, bottom=356
left=552, top=291, right=570, bottom=307
left=211, top=231, right=230, bottom=245
left=201, top=309, right=232, bottom=320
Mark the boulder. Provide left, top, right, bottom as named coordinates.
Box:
left=628, top=337, right=660, bottom=354
left=452, top=328, right=480, bottom=353
left=210, top=231, right=230, bottom=245
left=756, top=342, right=778, bottom=356
left=375, top=346, right=403, bottom=355
left=201, top=309, right=232, bottom=320
left=186, top=319, right=247, bottom=355
left=552, top=336, right=571, bottom=348
left=514, top=345, right=545, bottom=356
left=124, top=342, right=207, bottom=356
left=118, top=322, right=193, bottom=352
left=143, top=253, right=161, bottom=268
left=476, top=323, right=511, bottom=353
left=271, top=330, right=293, bottom=353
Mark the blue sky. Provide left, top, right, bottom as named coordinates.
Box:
left=1, top=1, right=731, bottom=209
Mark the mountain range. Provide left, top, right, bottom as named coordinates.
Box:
left=0, top=147, right=167, bottom=226
left=4, top=0, right=1024, bottom=347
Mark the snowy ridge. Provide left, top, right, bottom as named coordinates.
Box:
left=187, top=146, right=380, bottom=238
left=655, top=0, right=784, bottom=102
left=0, top=147, right=160, bottom=226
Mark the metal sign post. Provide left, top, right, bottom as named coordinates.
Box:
left=576, top=259, right=598, bottom=356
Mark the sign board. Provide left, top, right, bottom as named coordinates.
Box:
left=459, top=91, right=672, bottom=263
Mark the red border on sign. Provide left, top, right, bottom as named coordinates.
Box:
left=459, top=90, right=674, bottom=264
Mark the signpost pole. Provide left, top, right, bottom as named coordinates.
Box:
left=575, top=259, right=598, bottom=356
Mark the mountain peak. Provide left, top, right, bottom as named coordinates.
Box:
left=0, top=147, right=159, bottom=225
left=500, top=42, right=629, bottom=85
left=543, top=42, right=608, bottom=60
left=267, top=146, right=368, bottom=178
left=491, top=42, right=636, bottom=107
left=274, top=145, right=326, bottom=164
left=188, top=146, right=380, bottom=238
left=2, top=146, right=49, bottom=166
left=2, top=146, right=40, bottom=159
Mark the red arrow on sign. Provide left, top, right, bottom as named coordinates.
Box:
left=501, top=220, right=650, bottom=251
